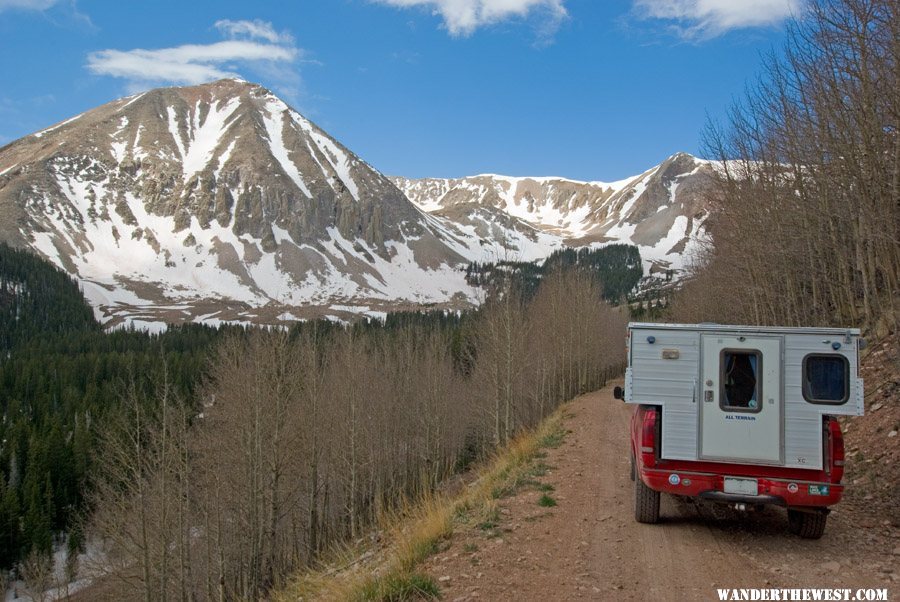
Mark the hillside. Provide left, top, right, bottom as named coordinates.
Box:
left=841, top=332, right=900, bottom=535
left=0, top=243, right=98, bottom=349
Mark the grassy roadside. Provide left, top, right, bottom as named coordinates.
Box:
left=275, top=405, right=570, bottom=601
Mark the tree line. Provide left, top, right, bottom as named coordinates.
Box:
left=86, top=268, right=627, bottom=600
left=673, top=0, right=899, bottom=331
left=466, top=244, right=643, bottom=304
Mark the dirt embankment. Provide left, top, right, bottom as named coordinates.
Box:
left=420, top=380, right=899, bottom=602
left=840, top=332, right=900, bottom=535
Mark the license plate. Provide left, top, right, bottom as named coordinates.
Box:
left=808, top=484, right=830, bottom=496
left=724, top=477, right=759, bottom=496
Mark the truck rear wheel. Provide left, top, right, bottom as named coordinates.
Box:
left=787, top=509, right=827, bottom=539
left=634, top=475, right=660, bottom=523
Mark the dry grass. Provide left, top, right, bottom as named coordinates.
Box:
left=275, top=406, right=568, bottom=601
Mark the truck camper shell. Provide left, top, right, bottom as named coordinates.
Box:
left=624, top=322, right=863, bottom=469
left=618, top=322, right=865, bottom=538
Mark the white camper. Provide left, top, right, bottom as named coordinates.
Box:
left=616, top=322, right=864, bottom=538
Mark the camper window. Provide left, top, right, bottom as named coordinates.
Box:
left=803, top=354, right=849, bottom=404
left=720, top=350, right=762, bottom=413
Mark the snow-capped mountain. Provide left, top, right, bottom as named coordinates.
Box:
left=393, top=152, right=715, bottom=275
left=0, top=79, right=716, bottom=329
left=0, top=79, right=480, bottom=328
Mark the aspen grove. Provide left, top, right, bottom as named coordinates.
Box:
left=86, top=268, right=627, bottom=600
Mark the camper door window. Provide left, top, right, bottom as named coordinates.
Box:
left=720, top=350, right=763, bottom=413
left=803, top=354, right=850, bottom=404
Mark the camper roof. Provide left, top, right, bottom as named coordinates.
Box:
left=628, top=322, right=861, bottom=337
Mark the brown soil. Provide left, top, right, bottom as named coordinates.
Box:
left=422, top=382, right=899, bottom=602
left=841, top=332, right=900, bottom=531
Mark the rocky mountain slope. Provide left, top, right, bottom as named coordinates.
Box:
left=393, top=152, right=716, bottom=275
left=0, top=79, right=478, bottom=328
left=0, top=80, right=717, bottom=329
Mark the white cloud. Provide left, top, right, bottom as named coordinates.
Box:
left=0, top=0, right=58, bottom=11
left=86, top=20, right=301, bottom=90
left=373, top=0, right=567, bottom=37
left=214, top=19, right=293, bottom=44
left=634, top=0, right=803, bottom=39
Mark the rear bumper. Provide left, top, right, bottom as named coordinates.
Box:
left=640, top=467, right=843, bottom=507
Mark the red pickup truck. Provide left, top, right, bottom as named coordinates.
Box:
left=615, top=323, right=864, bottom=539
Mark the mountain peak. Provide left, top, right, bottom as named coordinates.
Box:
left=0, top=81, right=475, bottom=328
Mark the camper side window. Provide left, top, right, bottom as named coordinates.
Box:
left=720, top=350, right=762, bottom=413
left=803, top=354, right=849, bottom=404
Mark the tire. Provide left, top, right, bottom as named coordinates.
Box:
left=787, top=509, right=827, bottom=539
left=634, top=474, right=660, bottom=524
left=629, top=451, right=635, bottom=482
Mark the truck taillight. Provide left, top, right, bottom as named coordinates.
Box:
left=641, top=409, right=658, bottom=467
left=828, top=418, right=845, bottom=483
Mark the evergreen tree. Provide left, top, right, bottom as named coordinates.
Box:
left=0, top=245, right=228, bottom=569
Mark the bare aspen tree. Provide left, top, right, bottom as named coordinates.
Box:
left=192, top=329, right=307, bottom=599
left=476, top=281, right=530, bottom=446
left=18, top=548, right=53, bottom=602
left=87, top=365, right=192, bottom=602
left=295, top=324, right=329, bottom=560
left=679, top=0, right=898, bottom=331
left=326, top=330, right=372, bottom=540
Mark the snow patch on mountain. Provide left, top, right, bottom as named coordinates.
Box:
left=178, top=98, right=242, bottom=179
left=262, top=105, right=313, bottom=198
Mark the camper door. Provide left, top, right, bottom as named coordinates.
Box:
left=700, top=334, right=783, bottom=464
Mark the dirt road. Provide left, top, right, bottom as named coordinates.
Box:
left=422, top=383, right=897, bottom=601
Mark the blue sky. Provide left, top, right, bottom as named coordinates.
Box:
left=0, top=0, right=802, bottom=181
